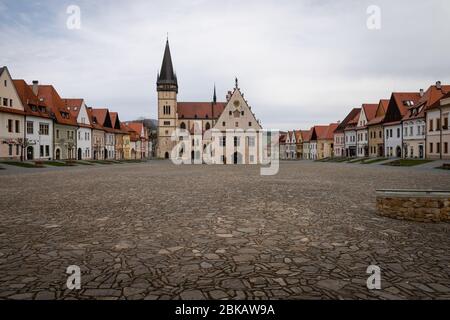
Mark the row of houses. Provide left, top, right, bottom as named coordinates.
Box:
left=0, top=66, right=151, bottom=161
left=280, top=81, right=450, bottom=161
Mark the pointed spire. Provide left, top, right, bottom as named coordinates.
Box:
left=157, top=37, right=178, bottom=91
left=235, top=77, right=239, bottom=89
left=213, top=83, right=217, bottom=104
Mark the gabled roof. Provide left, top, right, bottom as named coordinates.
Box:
left=279, top=132, right=286, bottom=144
left=35, top=85, right=78, bottom=126
left=384, top=92, right=421, bottom=124
left=310, top=125, right=327, bottom=141
left=294, top=130, right=302, bottom=142
left=13, top=79, right=52, bottom=119
left=367, top=99, right=389, bottom=126
left=91, top=108, right=114, bottom=132
left=178, top=102, right=227, bottom=120
left=402, top=84, right=450, bottom=121
left=429, top=91, right=450, bottom=110
left=335, top=108, right=360, bottom=133
left=344, top=108, right=362, bottom=131
left=323, top=123, right=339, bottom=140
left=121, top=122, right=140, bottom=141
left=63, top=98, right=92, bottom=128
left=0, top=67, right=5, bottom=77
left=362, top=104, right=378, bottom=122
left=126, top=122, right=146, bottom=139
left=300, top=130, right=310, bottom=141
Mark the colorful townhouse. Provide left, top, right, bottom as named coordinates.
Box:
left=91, top=108, right=115, bottom=160
left=295, top=130, right=308, bottom=159
left=285, top=131, right=296, bottom=159
left=126, top=122, right=148, bottom=159
left=355, top=103, right=378, bottom=158
left=402, top=82, right=449, bottom=159
left=110, top=112, right=125, bottom=160
left=333, top=108, right=360, bottom=158
left=367, top=99, right=389, bottom=158
left=317, top=123, right=338, bottom=159
left=14, top=80, right=54, bottom=160
left=0, top=67, right=25, bottom=160
left=427, top=92, right=450, bottom=159
left=302, top=128, right=312, bottom=160
left=344, top=108, right=361, bottom=158
left=64, top=99, right=92, bottom=160
left=88, top=107, right=106, bottom=160
left=383, top=92, right=421, bottom=158
left=36, top=84, right=78, bottom=160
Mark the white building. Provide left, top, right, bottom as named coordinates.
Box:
left=356, top=104, right=378, bottom=158
left=14, top=79, right=53, bottom=160
left=384, top=122, right=403, bottom=158
left=64, top=99, right=92, bottom=160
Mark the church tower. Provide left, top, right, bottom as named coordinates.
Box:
left=157, top=39, right=178, bottom=158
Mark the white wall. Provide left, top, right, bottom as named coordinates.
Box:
left=25, top=116, right=53, bottom=160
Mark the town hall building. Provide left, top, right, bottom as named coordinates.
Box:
left=156, top=40, right=263, bottom=164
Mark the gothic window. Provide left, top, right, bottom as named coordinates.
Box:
left=180, top=122, right=186, bottom=129
left=205, top=122, right=211, bottom=130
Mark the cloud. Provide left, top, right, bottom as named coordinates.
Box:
left=0, top=0, right=448, bottom=129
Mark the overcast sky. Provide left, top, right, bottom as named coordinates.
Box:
left=1, top=0, right=449, bottom=130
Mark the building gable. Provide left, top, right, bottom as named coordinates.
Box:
left=0, top=67, right=25, bottom=112
left=213, top=88, right=262, bottom=131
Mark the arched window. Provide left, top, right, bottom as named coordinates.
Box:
left=180, top=122, right=186, bottom=129
left=205, top=122, right=211, bottom=131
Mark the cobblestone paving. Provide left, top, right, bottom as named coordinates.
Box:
left=0, top=161, right=449, bottom=300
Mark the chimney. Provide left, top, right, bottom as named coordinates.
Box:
left=32, top=80, right=39, bottom=95
left=436, top=81, right=442, bottom=90
left=420, top=89, right=424, bottom=97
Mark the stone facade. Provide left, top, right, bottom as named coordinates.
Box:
left=376, top=191, right=450, bottom=222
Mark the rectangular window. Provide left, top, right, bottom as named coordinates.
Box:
left=397, top=128, right=400, bottom=138
left=429, top=143, right=433, bottom=153
left=15, top=120, right=20, bottom=133
left=429, top=119, right=433, bottom=131
left=220, top=136, right=226, bottom=147
left=8, top=119, right=13, bottom=133
left=45, top=145, right=49, bottom=157
left=16, top=144, right=20, bottom=155
left=437, top=142, right=441, bottom=153
left=437, top=118, right=441, bottom=131
left=40, top=145, right=44, bottom=157
left=248, top=137, right=255, bottom=147
left=443, top=117, right=448, bottom=130
left=3, top=98, right=7, bottom=106
left=9, top=99, right=12, bottom=107
left=234, top=136, right=240, bottom=147
left=445, top=142, right=448, bottom=154
left=8, top=144, right=13, bottom=156
left=27, top=121, right=34, bottom=134
left=164, top=121, right=170, bottom=125
left=39, top=123, right=49, bottom=135
left=248, top=122, right=252, bottom=126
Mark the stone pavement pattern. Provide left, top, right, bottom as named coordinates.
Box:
left=0, top=161, right=449, bottom=300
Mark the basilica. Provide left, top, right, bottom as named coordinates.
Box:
left=156, top=39, right=264, bottom=164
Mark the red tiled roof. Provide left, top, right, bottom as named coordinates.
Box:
left=362, top=104, right=378, bottom=122
left=367, top=99, right=389, bottom=126
left=35, top=85, right=78, bottom=126
left=323, top=123, right=339, bottom=140
left=125, top=122, right=146, bottom=139
left=392, top=92, right=422, bottom=116
left=177, top=102, right=227, bottom=119
left=402, top=84, right=450, bottom=121
left=63, top=98, right=92, bottom=129
left=335, top=108, right=361, bottom=133
left=279, top=132, right=286, bottom=144
left=13, top=79, right=52, bottom=119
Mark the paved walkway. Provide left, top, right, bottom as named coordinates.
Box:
left=0, top=161, right=449, bottom=300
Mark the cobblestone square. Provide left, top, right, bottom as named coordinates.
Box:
left=0, top=161, right=449, bottom=300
